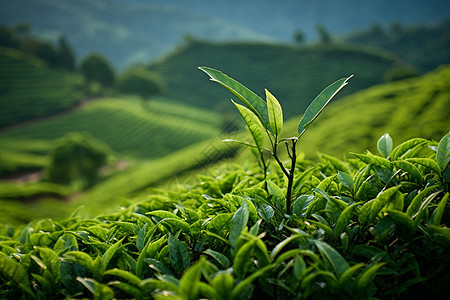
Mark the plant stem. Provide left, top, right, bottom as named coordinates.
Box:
left=285, top=140, right=297, bottom=215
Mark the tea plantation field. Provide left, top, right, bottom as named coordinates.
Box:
left=0, top=46, right=84, bottom=128
left=0, top=97, right=222, bottom=163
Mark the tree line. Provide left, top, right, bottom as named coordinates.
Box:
left=0, top=23, right=166, bottom=100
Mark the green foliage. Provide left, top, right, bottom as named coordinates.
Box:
left=200, top=66, right=351, bottom=215
left=0, top=133, right=449, bottom=299
left=79, top=53, right=115, bottom=92
left=45, top=132, right=111, bottom=188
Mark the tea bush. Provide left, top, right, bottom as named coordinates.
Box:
left=0, top=68, right=449, bottom=299
left=0, top=132, right=448, bottom=299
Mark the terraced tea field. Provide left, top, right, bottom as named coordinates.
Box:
left=0, top=97, right=222, bottom=160
left=0, top=46, right=84, bottom=128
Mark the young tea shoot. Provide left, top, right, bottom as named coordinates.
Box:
left=199, top=66, right=352, bottom=214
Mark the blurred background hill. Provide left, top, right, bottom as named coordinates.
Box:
left=1, top=0, right=449, bottom=70
left=0, top=0, right=449, bottom=224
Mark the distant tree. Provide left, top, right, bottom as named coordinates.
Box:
left=45, top=132, right=111, bottom=188
left=316, top=24, right=331, bottom=43
left=118, top=67, right=165, bottom=99
left=57, top=36, right=75, bottom=71
left=79, top=53, right=115, bottom=92
left=293, top=29, right=305, bottom=46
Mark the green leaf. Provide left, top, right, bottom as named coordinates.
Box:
left=298, top=75, right=352, bottom=136
left=160, top=218, right=191, bottom=234
left=203, top=249, right=231, bottom=268
left=337, top=171, right=354, bottom=193
left=77, top=277, right=114, bottom=300
left=405, top=158, right=441, bottom=175
left=233, top=239, right=257, bottom=279
left=334, top=202, right=360, bottom=239
left=178, top=257, right=205, bottom=300
left=352, top=152, right=391, bottom=168
left=137, top=223, right=147, bottom=251
left=232, top=100, right=265, bottom=149
left=103, top=268, right=142, bottom=287
left=108, top=281, right=142, bottom=299
left=377, top=133, right=393, bottom=158
left=0, top=256, right=34, bottom=297
left=429, top=193, right=449, bottom=225
left=230, top=200, right=249, bottom=249
left=231, top=264, right=275, bottom=299
left=356, top=263, right=385, bottom=291
left=293, top=255, right=307, bottom=279
left=265, top=89, right=283, bottom=136
left=292, top=195, right=315, bottom=218
left=146, top=210, right=181, bottom=220
left=338, top=263, right=365, bottom=286
left=390, top=138, right=428, bottom=160
left=270, top=234, right=308, bottom=262
left=199, top=66, right=269, bottom=129
left=256, top=202, right=274, bottom=222
left=168, top=235, right=190, bottom=272
left=313, top=240, right=349, bottom=277
left=436, top=131, right=450, bottom=172
left=386, top=210, right=416, bottom=238
left=392, top=160, right=423, bottom=183
left=406, top=185, right=438, bottom=217
left=210, top=272, right=234, bottom=300
left=102, top=238, right=124, bottom=272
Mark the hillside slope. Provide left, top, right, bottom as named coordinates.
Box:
left=280, top=64, right=450, bottom=158
left=148, top=40, right=400, bottom=118
left=0, top=46, right=84, bottom=128
left=0, top=97, right=222, bottom=167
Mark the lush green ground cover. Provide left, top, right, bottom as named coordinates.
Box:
left=148, top=41, right=400, bottom=118
left=0, top=97, right=222, bottom=161
left=0, top=133, right=448, bottom=299
left=0, top=46, right=84, bottom=128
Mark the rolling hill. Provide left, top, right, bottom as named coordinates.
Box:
left=0, top=97, right=222, bottom=163
left=147, top=40, right=400, bottom=119
left=276, top=64, right=450, bottom=159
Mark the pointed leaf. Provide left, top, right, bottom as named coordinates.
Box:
left=436, top=131, right=450, bottom=172
left=337, top=171, right=354, bottom=193
left=334, top=202, right=360, bottom=239
left=179, top=257, right=205, bottom=300
left=313, top=240, right=349, bottom=277
left=233, top=100, right=265, bottom=148
left=203, top=249, right=231, bottom=268
left=292, top=195, right=315, bottom=218
left=377, top=133, right=393, bottom=158
left=0, top=256, right=34, bottom=297
left=199, top=66, right=269, bottom=128
left=391, top=138, right=428, bottom=160
left=231, top=264, right=275, bottom=299
left=266, top=89, right=283, bottom=136
left=168, top=235, right=190, bottom=272
left=356, top=263, right=385, bottom=291
left=298, top=75, right=352, bottom=135
left=230, top=200, right=249, bottom=248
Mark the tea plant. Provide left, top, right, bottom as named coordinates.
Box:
left=199, top=67, right=352, bottom=214
left=0, top=63, right=449, bottom=299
